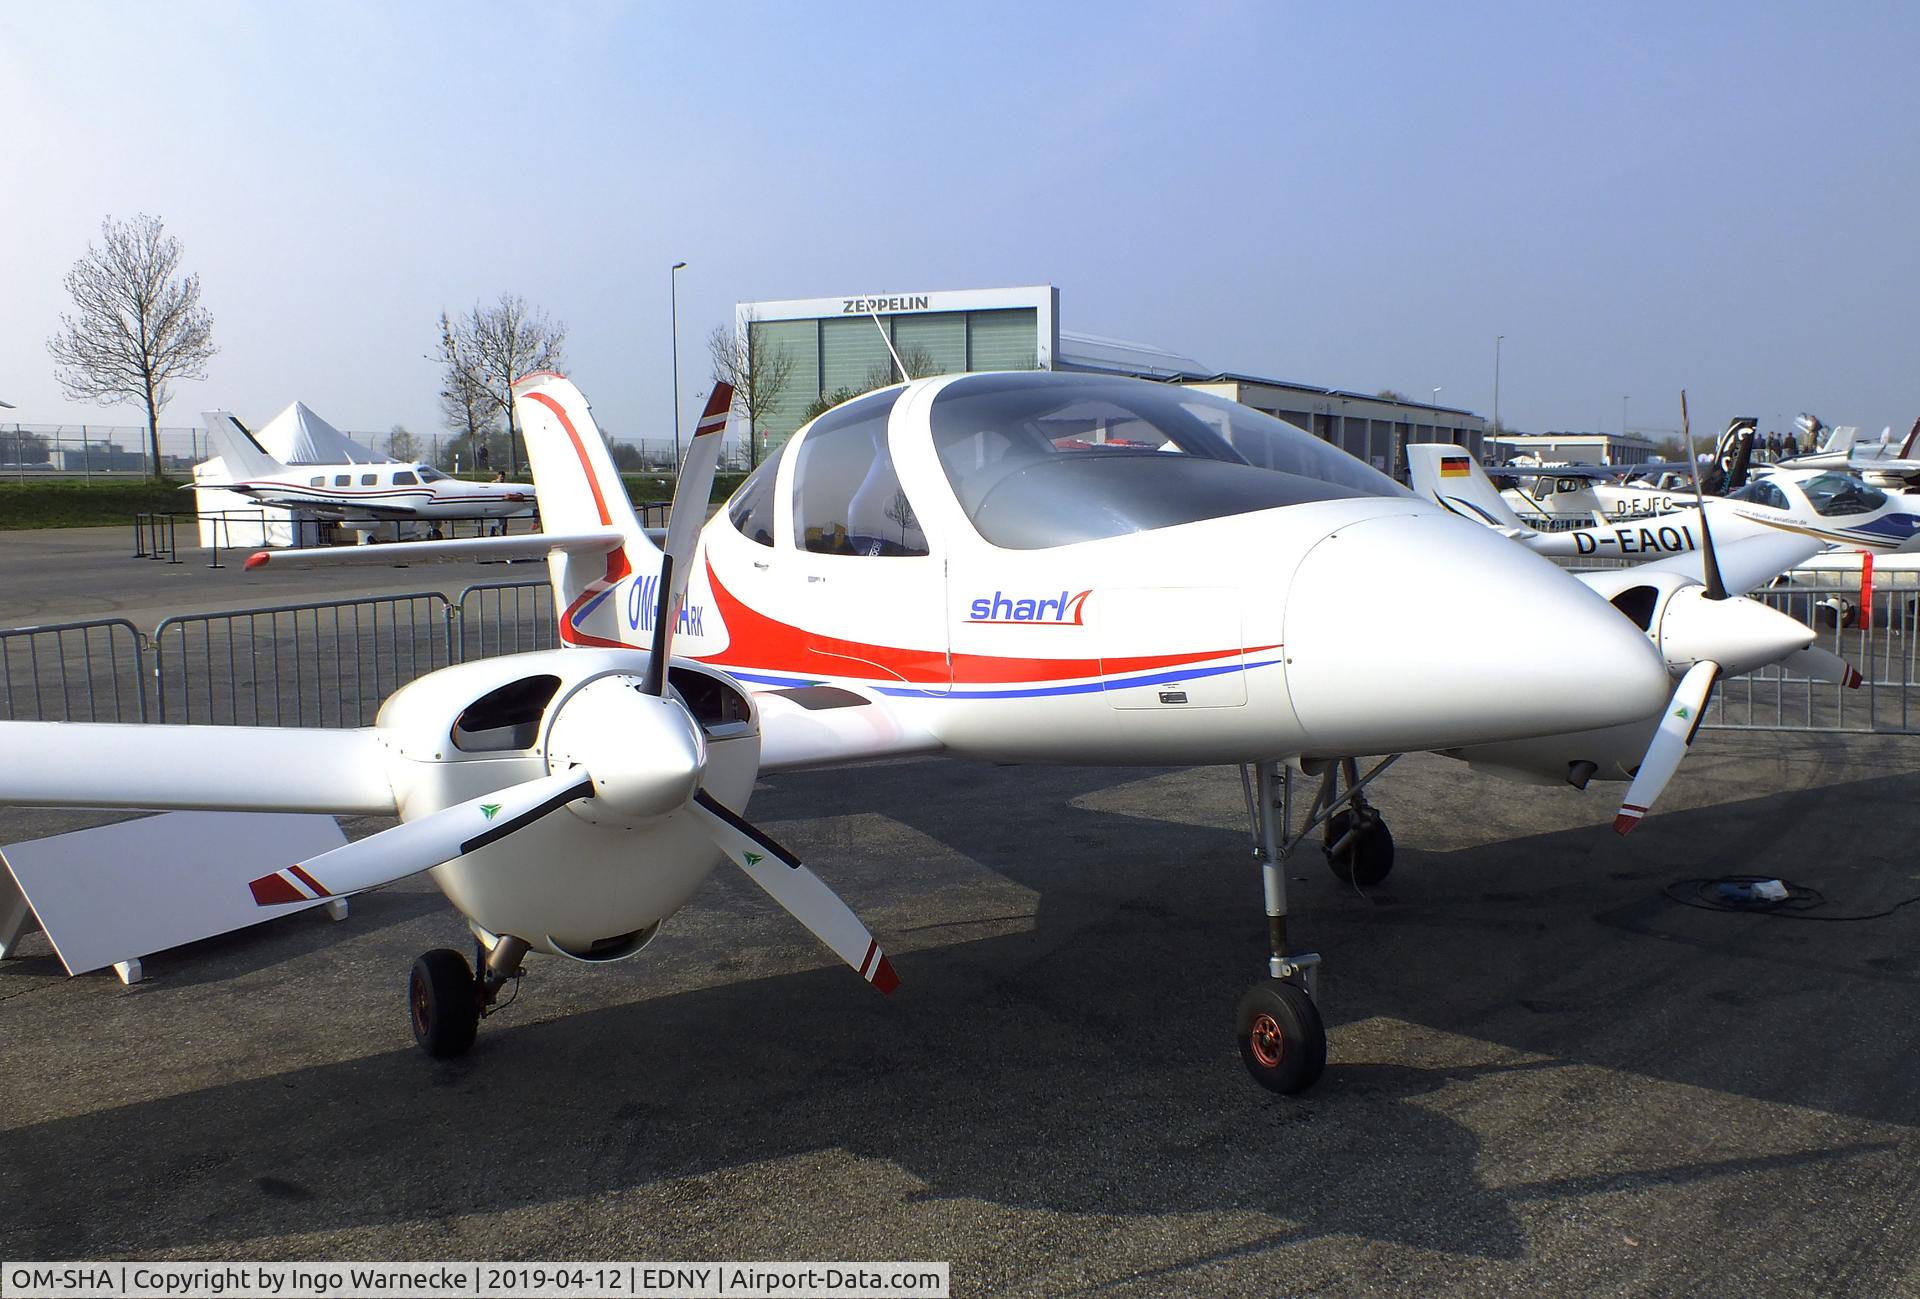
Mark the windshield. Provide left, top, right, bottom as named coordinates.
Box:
left=1799, top=472, right=1886, bottom=517
left=418, top=466, right=450, bottom=482
left=929, top=373, right=1407, bottom=550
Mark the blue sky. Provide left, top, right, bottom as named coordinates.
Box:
left=2, top=1, right=1915, bottom=446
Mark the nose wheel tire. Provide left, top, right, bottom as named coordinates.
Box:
left=1235, top=978, right=1327, bottom=1094
left=1324, top=811, right=1394, bottom=886
left=409, top=948, right=481, bottom=1058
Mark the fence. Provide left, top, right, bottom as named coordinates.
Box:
left=2, top=422, right=754, bottom=480
left=153, top=594, right=458, bottom=727
left=0, top=619, right=148, bottom=722
left=1709, top=576, right=1920, bottom=732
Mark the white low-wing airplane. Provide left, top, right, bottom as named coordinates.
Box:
left=8, top=370, right=1824, bottom=1094
left=1411, top=443, right=1920, bottom=559
left=198, top=411, right=536, bottom=530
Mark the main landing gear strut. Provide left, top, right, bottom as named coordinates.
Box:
left=407, top=931, right=530, bottom=1057
left=1234, top=755, right=1400, bottom=1093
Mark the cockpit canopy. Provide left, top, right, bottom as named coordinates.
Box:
left=1796, top=472, right=1886, bottom=517
left=723, top=372, right=1415, bottom=555
left=927, top=373, right=1409, bottom=549
left=1731, top=472, right=1886, bottom=517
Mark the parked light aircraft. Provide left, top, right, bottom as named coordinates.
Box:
left=1412, top=443, right=1920, bottom=559
left=198, top=411, right=536, bottom=530
left=0, top=371, right=1831, bottom=1094
left=1493, top=420, right=1755, bottom=526
left=1765, top=417, right=1920, bottom=493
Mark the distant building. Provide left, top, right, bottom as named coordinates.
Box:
left=1490, top=432, right=1657, bottom=466
left=734, top=284, right=1484, bottom=470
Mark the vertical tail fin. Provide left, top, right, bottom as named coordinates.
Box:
left=200, top=411, right=285, bottom=482
left=512, top=372, right=654, bottom=647
left=512, top=372, right=648, bottom=543
left=1405, top=444, right=1531, bottom=533
left=1702, top=417, right=1754, bottom=494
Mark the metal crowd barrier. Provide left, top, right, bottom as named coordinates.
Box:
left=0, top=619, right=148, bottom=722
left=1709, top=575, right=1920, bottom=733
left=152, top=593, right=457, bottom=727
left=455, top=580, right=555, bottom=661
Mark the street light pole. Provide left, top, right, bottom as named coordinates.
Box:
left=1492, top=335, right=1503, bottom=433
left=671, top=261, right=687, bottom=470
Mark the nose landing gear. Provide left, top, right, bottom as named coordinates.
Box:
left=1235, top=755, right=1400, bottom=1093
left=407, top=932, right=530, bottom=1058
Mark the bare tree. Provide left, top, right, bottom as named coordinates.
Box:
left=47, top=214, right=216, bottom=478
left=435, top=310, right=498, bottom=470
left=708, top=315, right=796, bottom=468
left=439, top=294, right=566, bottom=475
left=386, top=425, right=420, bottom=462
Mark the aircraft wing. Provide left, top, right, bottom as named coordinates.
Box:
left=0, top=723, right=397, bottom=814
left=1625, top=531, right=1823, bottom=595
left=753, top=685, right=943, bottom=773
left=225, top=487, right=420, bottom=519
left=245, top=530, right=625, bottom=570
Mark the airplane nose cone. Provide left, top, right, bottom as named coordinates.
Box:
left=1657, top=585, right=1813, bottom=677
left=1282, top=514, right=1673, bottom=754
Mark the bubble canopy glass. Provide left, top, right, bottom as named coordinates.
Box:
left=927, top=372, right=1409, bottom=550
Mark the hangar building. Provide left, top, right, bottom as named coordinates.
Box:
left=735, top=284, right=1486, bottom=472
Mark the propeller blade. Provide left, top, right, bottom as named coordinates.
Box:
left=248, top=768, right=595, bottom=905
left=691, top=788, right=899, bottom=994
left=1780, top=645, right=1863, bottom=687
left=644, top=382, right=734, bottom=696
left=1614, top=659, right=1719, bottom=835
left=1680, top=391, right=1730, bottom=600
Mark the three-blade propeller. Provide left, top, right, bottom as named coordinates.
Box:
left=250, top=380, right=898, bottom=994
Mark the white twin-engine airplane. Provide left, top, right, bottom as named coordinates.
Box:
left=199, top=411, right=536, bottom=529
left=0, top=371, right=1837, bottom=1094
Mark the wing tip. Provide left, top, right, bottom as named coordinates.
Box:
left=243, top=551, right=270, bottom=570
left=248, top=872, right=304, bottom=906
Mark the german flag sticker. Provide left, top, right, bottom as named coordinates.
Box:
left=1439, top=456, right=1471, bottom=478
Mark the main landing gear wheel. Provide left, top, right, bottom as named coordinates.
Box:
left=1324, top=810, right=1394, bottom=886
left=1235, top=979, right=1327, bottom=1094
left=409, top=948, right=481, bottom=1058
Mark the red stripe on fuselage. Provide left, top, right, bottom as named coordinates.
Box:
left=699, top=560, right=1273, bottom=686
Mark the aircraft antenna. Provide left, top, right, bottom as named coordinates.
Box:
left=869, top=310, right=914, bottom=382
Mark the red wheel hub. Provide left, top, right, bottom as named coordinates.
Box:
left=1248, top=1011, right=1286, bottom=1068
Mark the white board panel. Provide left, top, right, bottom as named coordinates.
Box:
left=0, top=812, right=349, bottom=976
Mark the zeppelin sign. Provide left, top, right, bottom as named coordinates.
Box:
left=842, top=295, right=933, bottom=314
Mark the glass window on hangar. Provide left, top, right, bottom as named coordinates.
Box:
left=748, top=306, right=1040, bottom=451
